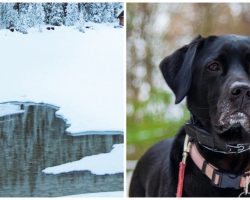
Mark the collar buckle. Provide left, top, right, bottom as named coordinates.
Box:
left=212, top=170, right=241, bottom=189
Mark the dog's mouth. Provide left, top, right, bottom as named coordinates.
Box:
left=220, top=124, right=247, bottom=139
left=215, top=112, right=250, bottom=136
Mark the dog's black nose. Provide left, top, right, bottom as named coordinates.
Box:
left=230, top=82, right=250, bottom=99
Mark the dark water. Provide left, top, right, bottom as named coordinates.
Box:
left=0, top=102, right=123, bottom=197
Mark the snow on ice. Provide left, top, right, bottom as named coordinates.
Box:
left=0, top=103, right=24, bottom=117
left=65, top=191, right=123, bottom=197
left=42, top=144, right=123, bottom=175
left=0, top=23, right=124, bottom=132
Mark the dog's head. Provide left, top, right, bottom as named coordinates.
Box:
left=160, top=35, right=250, bottom=145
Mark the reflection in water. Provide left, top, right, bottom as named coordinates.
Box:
left=0, top=102, right=123, bottom=197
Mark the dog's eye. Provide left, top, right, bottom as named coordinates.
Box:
left=207, top=61, right=221, bottom=72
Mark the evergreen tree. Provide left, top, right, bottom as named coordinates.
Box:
left=42, top=3, right=52, bottom=24
left=80, top=4, right=89, bottom=22
left=17, top=3, right=29, bottom=33
left=0, top=4, right=8, bottom=29
left=33, top=3, right=45, bottom=31
left=5, top=3, right=19, bottom=29
left=62, top=3, right=68, bottom=21
left=84, top=3, right=98, bottom=23
left=92, top=3, right=103, bottom=23
left=76, top=9, right=85, bottom=33
left=50, top=3, right=64, bottom=26
left=102, top=3, right=114, bottom=23
left=65, top=3, right=78, bottom=26
left=26, top=4, right=36, bottom=28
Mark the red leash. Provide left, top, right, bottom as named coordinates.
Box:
left=176, top=161, right=186, bottom=197
left=176, top=135, right=191, bottom=197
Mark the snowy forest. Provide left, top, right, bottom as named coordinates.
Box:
left=0, top=3, right=123, bottom=33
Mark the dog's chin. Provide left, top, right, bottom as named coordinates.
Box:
left=214, top=112, right=250, bottom=139
left=214, top=112, right=250, bottom=143
left=214, top=124, right=250, bottom=143
left=221, top=124, right=247, bottom=136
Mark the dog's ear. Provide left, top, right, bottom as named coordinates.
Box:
left=160, top=35, right=204, bottom=104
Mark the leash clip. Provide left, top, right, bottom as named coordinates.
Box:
left=176, top=135, right=191, bottom=197
left=182, top=135, right=191, bottom=164
left=239, top=175, right=250, bottom=197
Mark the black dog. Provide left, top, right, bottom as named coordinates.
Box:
left=129, top=35, right=250, bottom=197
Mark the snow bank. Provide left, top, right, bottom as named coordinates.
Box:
left=0, top=103, right=24, bottom=117
left=71, top=130, right=123, bottom=136
left=0, top=23, right=124, bottom=132
left=42, top=144, right=123, bottom=175
left=65, top=191, right=123, bottom=197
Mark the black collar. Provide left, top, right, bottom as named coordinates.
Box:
left=185, top=115, right=250, bottom=154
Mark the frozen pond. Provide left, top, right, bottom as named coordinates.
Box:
left=0, top=102, right=123, bottom=197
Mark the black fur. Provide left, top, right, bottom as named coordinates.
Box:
left=159, top=36, right=203, bottom=104
left=129, top=35, right=250, bottom=197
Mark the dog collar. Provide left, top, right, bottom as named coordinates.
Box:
left=185, top=113, right=250, bottom=154
left=190, top=142, right=250, bottom=189
left=185, top=123, right=250, bottom=154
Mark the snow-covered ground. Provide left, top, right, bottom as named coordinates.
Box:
left=43, top=143, right=124, bottom=197
left=43, top=144, right=123, bottom=175
left=0, top=23, right=124, bottom=133
left=65, top=191, right=123, bottom=197
left=0, top=23, right=124, bottom=197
